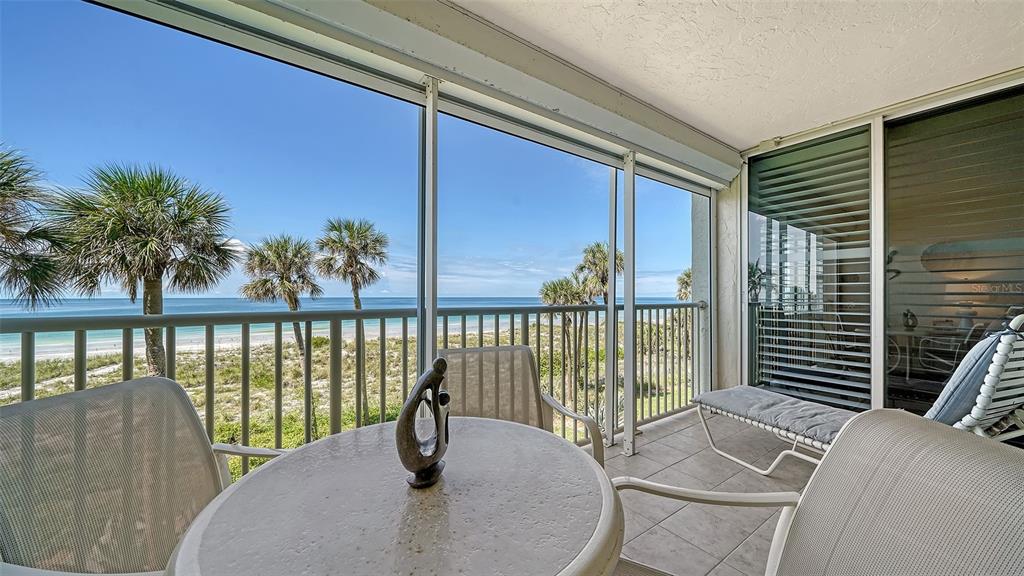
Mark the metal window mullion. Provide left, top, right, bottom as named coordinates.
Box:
left=604, top=166, right=618, bottom=446
left=870, top=116, right=885, bottom=409
left=418, top=76, right=439, bottom=372
left=622, top=152, right=637, bottom=456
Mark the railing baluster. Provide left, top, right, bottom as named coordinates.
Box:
left=520, top=312, right=528, bottom=346
left=74, top=330, right=86, bottom=391
left=560, top=312, right=567, bottom=437
left=533, top=312, right=540, bottom=362
left=21, top=332, right=34, bottom=402
left=659, top=307, right=667, bottom=414
left=585, top=309, right=593, bottom=430
left=329, top=319, right=342, bottom=434
left=594, top=310, right=600, bottom=426
left=205, top=325, right=214, bottom=441
left=461, top=314, right=468, bottom=414
left=355, top=319, right=364, bottom=428
left=633, top=309, right=639, bottom=422
left=645, top=309, right=651, bottom=417
left=274, top=323, right=283, bottom=448
left=477, top=315, right=484, bottom=414
left=509, top=312, right=515, bottom=344
left=122, top=328, right=133, bottom=381
left=548, top=312, right=554, bottom=398
left=460, top=315, right=467, bottom=348
left=685, top=309, right=692, bottom=404
left=304, top=321, right=313, bottom=444
left=493, top=314, right=500, bottom=414
left=401, top=317, right=409, bottom=400
left=442, top=315, right=449, bottom=349
left=241, top=323, right=250, bottom=474
left=165, top=326, right=176, bottom=380
left=669, top=310, right=676, bottom=409
left=493, top=314, right=499, bottom=346
left=379, top=318, right=387, bottom=424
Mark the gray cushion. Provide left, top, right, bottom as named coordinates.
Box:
left=924, top=330, right=1005, bottom=425
left=695, top=386, right=855, bottom=445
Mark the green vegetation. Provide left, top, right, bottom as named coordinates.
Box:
left=676, top=267, right=692, bottom=301
left=0, top=145, right=63, bottom=308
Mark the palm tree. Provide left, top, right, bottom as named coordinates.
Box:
left=539, top=272, right=590, bottom=403
left=315, top=218, right=389, bottom=310
left=748, top=259, right=766, bottom=302
left=575, top=242, right=624, bottom=304
left=316, top=218, right=388, bottom=421
left=539, top=273, right=590, bottom=306
left=676, top=268, right=692, bottom=301
left=0, top=146, right=63, bottom=308
left=240, top=235, right=323, bottom=356
left=49, top=164, right=238, bottom=375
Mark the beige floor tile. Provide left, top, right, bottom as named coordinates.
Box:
left=659, top=503, right=759, bottom=559
left=667, top=449, right=745, bottom=485
left=622, top=526, right=721, bottom=576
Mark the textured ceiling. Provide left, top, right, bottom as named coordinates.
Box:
left=452, top=0, right=1024, bottom=150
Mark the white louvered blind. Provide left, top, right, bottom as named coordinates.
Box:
left=748, top=127, right=872, bottom=410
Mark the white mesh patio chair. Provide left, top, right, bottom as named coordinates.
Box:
left=613, top=409, right=1024, bottom=576
left=0, top=377, right=282, bottom=575
left=695, top=312, right=1024, bottom=476
left=437, top=345, right=604, bottom=466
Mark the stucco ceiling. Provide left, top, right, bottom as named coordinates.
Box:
left=451, top=0, right=1024, bottom=150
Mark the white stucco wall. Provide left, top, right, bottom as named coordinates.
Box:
left=714, top=174, right=743, bottom=390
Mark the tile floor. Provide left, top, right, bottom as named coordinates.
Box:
left=604, top=410, right=816, bottom=576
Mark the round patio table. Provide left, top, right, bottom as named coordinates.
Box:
left=167, top=417, right=623, bottom=576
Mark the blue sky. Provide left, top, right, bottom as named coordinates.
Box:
left=1, top=0, right=700, bottom=299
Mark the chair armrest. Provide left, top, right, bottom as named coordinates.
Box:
left=612, top=476, right=801, bottom=507
left=0, top=562, right=160, bottom=576
left=542, top=392, right=605, bottom=466
left=211, top=443, right=287, bottom=459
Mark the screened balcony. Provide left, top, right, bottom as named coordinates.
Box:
left=1, top=1, right=1022, bottom=576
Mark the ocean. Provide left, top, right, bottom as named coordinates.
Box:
left=1, top=296, right=675, bottom=360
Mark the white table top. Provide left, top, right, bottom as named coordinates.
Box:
left=168, top=417, right=622, bottom=576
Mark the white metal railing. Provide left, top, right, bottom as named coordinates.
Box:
left=2, top=302, right=704, bottom=476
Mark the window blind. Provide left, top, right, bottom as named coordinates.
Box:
left=748, top=126, right=872, bottom=410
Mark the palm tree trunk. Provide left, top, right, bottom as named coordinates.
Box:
left=287, top=302, right=305, bottom=359
left=142, top=277, right=167, bottom=376
left=291, top=321, right=305, bottom=358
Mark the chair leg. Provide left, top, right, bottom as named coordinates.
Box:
left=698, top=407, right=821, bottom=476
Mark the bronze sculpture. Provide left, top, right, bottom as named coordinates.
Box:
left=395, top=358, right=450, bottom=488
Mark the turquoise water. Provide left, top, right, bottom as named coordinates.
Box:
left=1, top=296, right=675, bottom=360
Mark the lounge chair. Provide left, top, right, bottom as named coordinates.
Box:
left=613, top=408, right=1024, bottom=576
left=695, top=313, right=1024, bottom=475
left=0, top=377, right=282, bottom=575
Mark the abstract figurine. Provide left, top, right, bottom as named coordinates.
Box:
left=395, top=357, right=450, bottom=488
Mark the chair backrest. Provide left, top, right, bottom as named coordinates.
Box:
left=0, top=377, right=222, bottom=573
left=775, top=409, right=1024, bottom=576
left=437, top=346, right=552, bottom=431
left=956, top=313, right=1024, bottom=435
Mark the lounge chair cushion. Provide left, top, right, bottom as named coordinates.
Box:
left=695, top=386, right=855, bottom=445
left=924, top=331, right=1004, bottom=425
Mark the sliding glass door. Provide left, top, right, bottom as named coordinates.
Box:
left=884, top=87, right=1024, bottom=412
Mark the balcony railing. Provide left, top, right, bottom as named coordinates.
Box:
left=2, top=302, right=703, bottom=477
